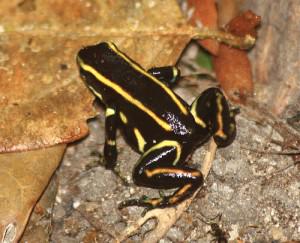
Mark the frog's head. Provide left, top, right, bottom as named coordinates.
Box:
left=77, top=42, right=117, bottom=67
left=77, top=41, right=130, bottom=80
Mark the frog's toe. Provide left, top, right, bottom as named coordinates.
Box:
left=118, top=198, right=140, bottom=209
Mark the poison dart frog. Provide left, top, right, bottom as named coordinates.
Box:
left=77, top=42, right=237, bottom=209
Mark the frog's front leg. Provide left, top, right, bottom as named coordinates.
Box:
left=147, top=66, right=180, bottom=86
left=119, top=140, right=203, bottom=209
left=103, top=105, right=118, bottom=169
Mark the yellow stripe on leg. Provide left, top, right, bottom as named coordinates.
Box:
left=145, top=168, right=201, bottom=178
left=142, top=140, right=182, bottom=166
left=215, top=94, right=227, bottom=139
left=107, top=139, right=116, bottom=146
left=133, top=128, right=146, bottom=152
left=106, top=107, right=115, bottom=117
left=169, top=184, right=192, bottom=204
left=119, top=112, right=128, bottom=124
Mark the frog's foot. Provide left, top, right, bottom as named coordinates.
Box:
left=119, top=195, right=160, bottom=209
left=119, top=184, right=197, bottom=210
left=119, top=195, right=169, bottom=215
left=117, top=140, right=218, bottom=243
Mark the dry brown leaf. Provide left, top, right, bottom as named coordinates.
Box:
left=187, top=0, right=219, bottom=55
left=213, top=45, right=253, bottom=102
left=20, top=174, right=58, bottom=243
left=0, top=1, right=256, bottom=242
left=0, top=0, right=196, bottom=242
left=0, top=34, right=96, bottom=152
left=0, top=145, right=65, bottom=242
left=0, top=0, right=194, bottom=153
left=217, top=0, right=244, bottom=27
left=213, top=10, right=260, bottom=102
left=225, top=10, right=261, bottom=37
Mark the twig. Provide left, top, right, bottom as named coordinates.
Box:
left=116, top=139, right=217, bottom=242
left=192, top=28, right=256, bottom=49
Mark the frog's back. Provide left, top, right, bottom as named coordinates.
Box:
left=78, top=42, right=195, bottom=127
left=78, top=43, right=187, bottom=114
left=77, top=42, right=195, bottom=139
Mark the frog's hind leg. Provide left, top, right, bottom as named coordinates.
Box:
left=190, top=87, right=237, bottom=147
left=119, top=140, right=203, bottom=209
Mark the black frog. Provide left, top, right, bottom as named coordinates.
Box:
left=77, top=42, right=236, bottom=209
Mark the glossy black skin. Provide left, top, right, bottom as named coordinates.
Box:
left=77, top=42, right=236, bottom=209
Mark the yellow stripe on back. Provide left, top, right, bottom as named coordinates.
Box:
left=78, top=58, right=172, bottom=131
left=107, top=42, right=188, bottom=115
